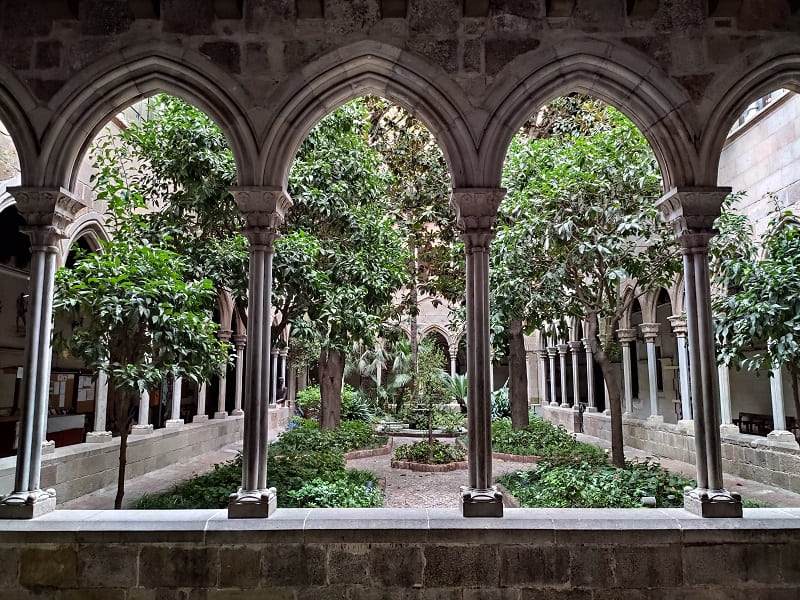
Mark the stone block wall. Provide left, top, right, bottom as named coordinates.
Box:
left=542, top=405, right=800, bottom=494
left=0, top=508, right=798, bottom=598
left=0, top=415, right=247, bottom=503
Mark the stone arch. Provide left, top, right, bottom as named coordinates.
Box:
left=480, top=40, right=697, bottom=190
left=699, top=47, right=800, bottom=184
left=0, top=67, right=38, bottom=184
left=59, top=214, right=111, bottom=267
left=669, top=277, right=685, bottom=315
left=420, top=323, right=454, bottom=348
left=35, top=45, right=259, bottom=190
left=259, top=40, right=478, bottom=188
left=639, top=289, right=660, bottom=324
left=619, top=285, right=639, bottom=329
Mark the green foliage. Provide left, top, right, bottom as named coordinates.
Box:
left=433, top=411, right=465, bottom=434
left=443, top=372, right=468, bottom=408
left=284, top=470, right=383, bottom=508
left=273, top=418, right=387, bottom=454
left=491, top=417, right=606, bottom=461
left=499, top=460, right=694, bottom=508
left=393, top=440, right=466, bottom=464
left=136, top=454, right=242, bottom=509
left=342, top=388, right=377, bottom=421
left=295, top=385, right=321, bottom=416
left=491, top=385, right=511, bottom=420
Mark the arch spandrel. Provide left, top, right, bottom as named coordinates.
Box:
left=258, top=41, right=480, bottom=189
left=35, top=46, right=259, bottom=190
left=698, top=49, right=800, bottom=186
left=479, top=40, right=699, bottom=191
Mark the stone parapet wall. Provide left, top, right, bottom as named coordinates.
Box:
left=542, top=405, right=800, bottom=494
left=0, top=415, right=251, bottom=504
left=0, top=508, right=798, bottom=597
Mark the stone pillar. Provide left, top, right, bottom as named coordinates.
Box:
left=603, top=379, right=611, bottom=416
left=279, top=348, right=288, bottom=397
left=86, top=370, right=111, bottom=442
left=451, top=188, right=504, bottom=517
left=617, top=328, right=637, bottom=417
left=582, top=338, right=597, bottom=412
left=0, top=188, right=86, bottom=518
left=768, top=365, right=798, bottom=445
left=557, top=344, right=569, bottom=406
left=640, top=323, right=662, bottom=422
left=568, top=341, right=582, bottom=408
left=269, top=349, right=279, bottom=405
left=449, top=344, right=458, bottom=377
left=717, top=365, right=735, bottom=435
left=669, top=316, right=692, bottom=422
left=165, top=376, right=184, bottom=427
left=194, top=382, right=209, bottom=423
left=215, top=329, right=232, bottom=419
left=538, top=349, right=549, bottom=406
left=232, top=334, right=246, bottom=416
left=547, top=347, right=558, bottom=406
left=657, top=186, right=741, bottom=517
left=228, top=187, right=290, bottom=518
left=131, top=389, right=153, bottom=434
left=525, top=349, right=538, bottom=405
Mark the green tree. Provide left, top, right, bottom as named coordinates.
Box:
left=497, top=97, right=680, bottom=464
left=53, top=189, right=228, bottom=508
left=712, top=196, right=800, bottom=427
left=285, top=100, right=410, bottom=429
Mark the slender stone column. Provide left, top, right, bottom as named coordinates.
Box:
left=449, top=344, right=458, bottom=377
left=657, top=186, right=741, bottom=517
left=215, top=329, right=232, bottom=419
left=669, top=316, right=692, bottom=422
left=165, top=376, right=184, bottom=427
left=547, top=347, right=558, bottom=406
left=768, top=365, right=798, bottom=445
left=131, top=389, right=153, bottom=434
left=269, top=349, right=279, bottom=405
left=451, top=187, right=504, bottom=517
left=232, top=334, right=246, bottom=416
left=538, top=349, right=549, bottom=405
left=194, top=382, right=209, bottom=423
left=0, top=188, right=87, bottom=518
left=279, top=348, right=288, bottom=393
left=557, top=344, right=569, bottom=406
left=604, top=379, right=611, bottom=415
left=228, top=187, right=291, bottom=518
left=582, top=338, right=597, bottom=412
left=617, top=328, right=637, bottom=417
left=525, top=349, right=537, bottom=405
left=568, top=341, right=582, bottom=408
left=640, top=323, right=662, bottom=422
left=86, top=371, right=111, bottom=442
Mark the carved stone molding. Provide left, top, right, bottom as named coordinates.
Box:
left=231, top=187, right=293, bottom=247
left=655, top=187, right=732, bottom=245
left=668, top=315, right=688, bottom=336
left=568, top=340, right=583, bottom=353
left=449, top=187, right=505, bottom=248
left=232, top=333, right=247, bottom=350
left=218, top=328, right=233, bottom=342
left=617, top=328, right=637, bottom=343
left=10, top=187, right=88, bottom=249
left=639, top=322, right=660, bottom=340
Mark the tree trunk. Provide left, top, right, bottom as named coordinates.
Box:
left=319, top=347, right=345, bottom=430
left=409, top=283, right=419, bottom=408
left=508, top=319, right=529, bottom=430
left=114, top=387, right=132, bottom=509
left=586, top=314, right=625, bottom=468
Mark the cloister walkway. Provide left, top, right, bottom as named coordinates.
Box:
left=61, top=432, right=800, bottom=511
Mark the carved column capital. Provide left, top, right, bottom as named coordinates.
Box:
left=639, top=322, right=660, bottom=340
left=581, top=337, right=592, bottom=352
left=10, top=187, right=88, bottom=250
left=450, top=188, right=505, bottom=249
left=655, top=187, right=731, bottom=252
left=547, top=347, right=558, bottom=358
left=279, top=348, right=288, bottom=358
left=231, top=187, right=292, bottom=248
left=557, top=343, right=569, bottom=356
left=232, top=334, right=247, bottom=349
left=218, top=328, right=233, bottom=342
left=568, top=340, right=583, bottom=354
left=668, top=315, right=687, bottom=337
left=617, top=328, right=637, bottom=344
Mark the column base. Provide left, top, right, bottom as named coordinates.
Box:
left=683, top=487, right=742, bottom=518
left=0, top=488, right=56, bottom=519
left=622, top=411, right=635, bottom=419
left=766, top=429, right=800, bottom=447
left=549, top=401, right=559, bottom=407
left=131, top=424, right=154, bottom=435
left=165, top=418, right=184, bottom=428
left=560, top=402, right=571, bottom=408
left=603, top=408, right=611, bottom=416
left=214, top=411, right=228, bottom=420
left=231, top=408, right=244, bottom=416
left=719, top=423, right=738, bottom=437
left=228, top=487, right=277, bottom=518
left=586, top=406, right=598, bottom=413
left=85, top=431, right=112, bottom=443
left=192, top=415, right=209, bottom=423
left=460, top=486, right=503, bottom=517
left=647, top=414, right=664, bottom=423
left=41, top=440, right=55, bottom=454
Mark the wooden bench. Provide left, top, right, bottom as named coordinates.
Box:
left=733, top=412, right=773, bottom=436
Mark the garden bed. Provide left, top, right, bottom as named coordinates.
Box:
left=385, top=428, right=462, bottom=438
left=390, top=459, right=468, bottom=472
left=345, top=440, right=393, bottom=460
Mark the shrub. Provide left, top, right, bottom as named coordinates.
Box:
left=272, top=418, right=387, bottom=455
left=342, top=388, right=377, bottom=421
left=296, top=385, right=321, bottom=417
left=284, top=469, right=383, bottom=508
left=499, top=460, right=695, bottom=508
left=434, top=411, right=465, bottom=434
left=491, top=417, right=606, bottom=461
left=393, top=440, right=466, bottom=464
left=491, top=385, right=511, bottom=420
left=136, top=454, right=242, bottom=509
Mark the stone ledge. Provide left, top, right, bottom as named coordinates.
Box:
left=390, top=460, right=468, bottom=472
left=344, top=441, right=392, bottom=460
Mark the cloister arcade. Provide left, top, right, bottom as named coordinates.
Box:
left=0, top=1, right=798, bottom=529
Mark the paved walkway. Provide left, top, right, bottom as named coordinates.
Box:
left=62, top=431, right=800, bottom=510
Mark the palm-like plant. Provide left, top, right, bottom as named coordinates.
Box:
left=443, top=372, right=468, bottom=412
